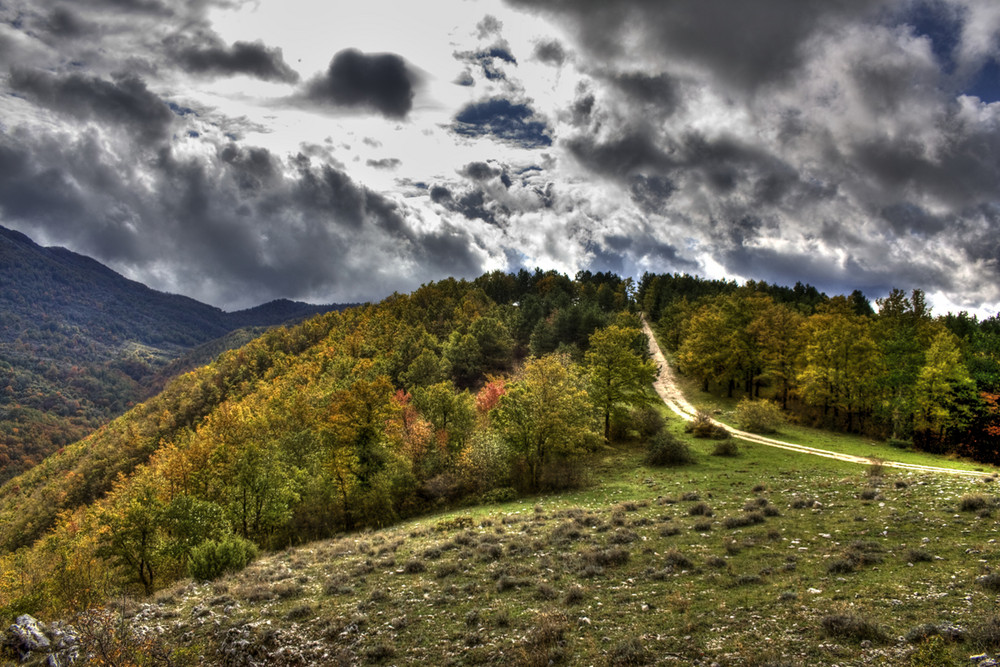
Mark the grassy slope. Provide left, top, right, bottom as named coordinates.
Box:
left=112, top=414, right=999, bottom=666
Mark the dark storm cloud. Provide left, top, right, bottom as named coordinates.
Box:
left=8, top=68, right=173, bottom=142
left=452, top=98, right=552, bottom=148
left=44, top=6, right=95, bottom=38
left=628, top=174, right=675, bottom=214
left=430, top=185, right=453, bottom=204
left=880, top=202, right=948, bottom=237
left=607, top=72, right=679, bottom=110
left=303, top=49, right=419, bottom=119
left=0, top=122, right=488, bottom=306
left=533, top=39, right=566, bottom=66
left=455, top=189, right=497, bottom=225
left=461, top=161, right=501, bottom=181
left=505, top=0, right=892, bottom=90
left=366, top=158, right=401, bottom=170
left=171, top=37, right=300, bottom=83
left=565, top=130, right=673, bottom=178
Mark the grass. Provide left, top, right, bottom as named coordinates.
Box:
left=87, top=411, right=1000, bottom=667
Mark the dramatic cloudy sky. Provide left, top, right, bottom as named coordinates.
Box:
left=2, top=0, right=1000, bottom=313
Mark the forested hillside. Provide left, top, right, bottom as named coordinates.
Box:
left=0, top=270, right=653, bottom=619
left=3, top=267, right=998, bottom=629
left=0, top=226, right=343, bottom=481
left=638, top=273, right=1000, bottom=462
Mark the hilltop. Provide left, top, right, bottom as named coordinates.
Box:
left=0, top=225, right=345, bottom=480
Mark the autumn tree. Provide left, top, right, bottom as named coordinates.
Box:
left=492, top=354, right=599, bottom=491
left=747, top=300, right=805, bottom=408
left=97, top=476, right=166, bottom=595
left=913, top=331, right=979, bottom=446
left=585, top=325, right=657, bottom=441
left=322, top=375, right=396, bottom=531
left=412, top=381, right=475, bottom=461
left=873, top=288, right=938, bottom=439
left=797, top=298, right=883, bottom=431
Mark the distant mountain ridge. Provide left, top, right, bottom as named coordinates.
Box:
left=0, top=224, right=348, bottom=481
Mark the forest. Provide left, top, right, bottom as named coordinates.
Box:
left=638, top=273, right=1000, bottom=462
left=0, top=269, right=997, bottom=623
left=0, top=270, right=655, bottom=619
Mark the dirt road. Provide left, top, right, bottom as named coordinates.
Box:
left=642, top=318, right=994, bottom=478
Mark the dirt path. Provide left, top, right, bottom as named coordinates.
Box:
left=642, top=318, right=994, bottom=478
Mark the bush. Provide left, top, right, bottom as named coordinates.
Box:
left=644, top=430, right=694, bottom=467
left=712, top=439, right=740, bottom=457
left=734, top=399, right=783, bottom=434
left=189, top=535, right=258, bottom=582
left=631, top=406, right=666, bottom=439
left=960, top=494, right=991, bottom=512
left=688, top=412, right=729, bottom=439
left=821, top=612, right=889, bottom=643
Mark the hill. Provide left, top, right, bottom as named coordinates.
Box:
left=1, top=269, right=998, bottom=665
left=0, top=225, right=344, bottom=480
left=6, top=436, right=1000, bottom=666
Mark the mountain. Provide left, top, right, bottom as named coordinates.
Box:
left=0, top=225, right=346, bottom=481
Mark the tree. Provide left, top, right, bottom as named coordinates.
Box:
left=747, top=301, right=804, bottom=408
left=323, top=375, right=396, bottom=531
left=873, top=288, right=937, bottom=439
left=797, top=298, right=882, bottom=431
left=443, top=331, right=482, bottom=387
left=492, top=354, right=599, bottom=491
left=98, top=476, right=166, bottom=595
left=584, top=325, right=657, bottom=441
left=914, top=331, right=978, bottom=445
left=412, top=381, right=475, bottom=459
left=469, top=316, right=514, bottom=373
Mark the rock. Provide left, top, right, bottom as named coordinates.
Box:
left=970, top=655, right=989, bottom=663
left=2, top=614, right=79, bottom=666
left=5, top=615, right=50, bottom=660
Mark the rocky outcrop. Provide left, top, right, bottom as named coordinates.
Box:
left=2, top=614, right=78, bottom=665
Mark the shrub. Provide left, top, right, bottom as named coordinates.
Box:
left=563, top=585, right=585, bottom=606
left=970, top=615, right=1000, bottom=650
left=887, top=438, right=911, bottom=450
left=632, top=406, right=666, bottom=439
left=860, top=488, right=880, bottom=501
left=644, top=430, right=694, bottom=467
left=189, top=535, right=258, bottom=582
left=904, top=548, right=934, bottom=563
left=976, top=573, right=1000, bottom=592
left=960, top=494, right=991, bottom=512
left=688, top=412, right=729, bottom=439
left=403, top=559, right=426, bottom=574
left=607, top=637, right=652, bottom=666
left=663, top=549, right=692, bottom=569
left=734, top=399, right=783, bottom=434
left=821, top=613, right=889, bottom=643
left=712, top=439, right=740, bottom=457
left=909, top=635, right=957, bottom=667
left=688, top=502, right=713, bottom=517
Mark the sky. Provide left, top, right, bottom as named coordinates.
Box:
left=2, top=0, right=1000, bottom=315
